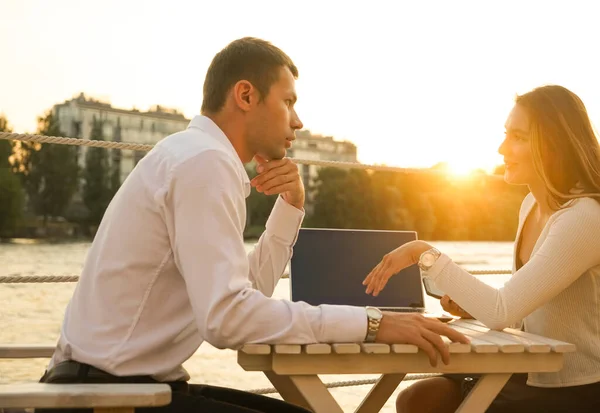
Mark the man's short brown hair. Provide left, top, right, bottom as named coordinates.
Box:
left=201, top=37, right=298, bottom=114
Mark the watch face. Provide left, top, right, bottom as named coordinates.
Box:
left=422, top=252, right=436, bottom=267
left=366, top=307, right=382, bottom=320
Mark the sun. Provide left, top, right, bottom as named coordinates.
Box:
left=446, top=161, right=478, bottom=177
left=438, top=148, right=504, bottom=177
left=441, top=158, right=500, bottom=179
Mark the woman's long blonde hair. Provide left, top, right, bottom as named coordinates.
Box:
left=516, top=85, right=600, bottom=209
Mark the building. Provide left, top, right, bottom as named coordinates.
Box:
left=54, top=93, right=359, bottom=187
left=288, top=130, right=358, bottom=187
left=285, top=130, right=358, bottom=213
left=53, top=93, right=358, bottom=216
left=53, top=93, right=190, bottom=183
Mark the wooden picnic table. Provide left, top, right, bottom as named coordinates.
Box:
left=237, top=319, right=575, bottom=413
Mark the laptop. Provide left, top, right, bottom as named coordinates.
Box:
left=289, top=228, right=428, bottom=312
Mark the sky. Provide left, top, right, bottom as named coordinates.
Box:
left=2, top=0, right=600, bottom=173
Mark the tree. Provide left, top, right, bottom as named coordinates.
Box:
left=0, top=115, right=12, bottom=168
left=110, top=123, right=122, bottom=194
left=369, top=171, right=407, bottom=230
left=244, top=164, right=278, bottom=238
left=83, top=117, right=113, bottom=227
left=14, top=111, right=79, bottom=227
left=307, top=167, right=382, bottom=229
left=0, top=115, right=24, bottom=237
left=305, top=164, right=527, bottom=242
left=306, top=167, right=352, bottom=228
left=0, top=168, right=24, bottom=237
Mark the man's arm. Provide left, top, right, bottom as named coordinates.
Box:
left=166, top=150, right=367, bottom=349
left=246, top=196, right=303, bottom=296
left=164, top=150, right=469, bottom=364
left=247, top=157, right=305, bottom=296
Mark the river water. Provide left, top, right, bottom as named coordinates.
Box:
left=0, top=240, right=513, bottom=412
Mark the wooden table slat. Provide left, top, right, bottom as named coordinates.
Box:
left=303, top=344, right=332, bottom=354
left=274, top=344, right=301, bottom=354
left=240, top=344, right=271, bottom=355
left=391, top=344, right=419, bottom=354
left=502, top=328, right=576, bottom=353
left=447, top=326, right=500, bottom=353
left=451, top=323, right=525, bottom=353
left=452, top=320, right=551, bottom=353
left=458, top=319, right=576, bottom=353
left=331, top=343, right=361, bottom=354
left=360, top=343, right=390, bottom=354
left=442, top=336, right=472, bottom=353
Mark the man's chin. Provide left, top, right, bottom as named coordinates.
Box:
left=259, top=151, right=286, bottom=161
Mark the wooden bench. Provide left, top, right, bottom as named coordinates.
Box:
left=0, top=345, right=56, bottom=359
left=237, top=319, right=576, bottom=413
left=0, top=383, right=171, bottom=413
left=0, top=345, right=172, bottom=413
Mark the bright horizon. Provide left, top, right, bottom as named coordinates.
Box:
left=2, top=0, right=600, bottom=173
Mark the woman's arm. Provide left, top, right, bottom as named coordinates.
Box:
left=429, top=200, right=600, bottom=330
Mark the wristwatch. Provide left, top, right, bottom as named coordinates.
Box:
left=418, top=248, right=441, bottom=272
left=365, top=306, right=383, bottom=342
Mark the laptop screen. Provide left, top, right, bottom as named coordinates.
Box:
left=289, top=228, right=425, bottom=309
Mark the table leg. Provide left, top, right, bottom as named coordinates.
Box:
left=265, top=372, right=344, bottom=413
left=355, top=373, right=406, bottom=413
left=455, top=373, right=512, bottom=413
left=264, top=372, right=313, bottom=410
left=288, top=376, right=345, bottom=413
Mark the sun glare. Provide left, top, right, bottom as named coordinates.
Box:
left=441, top=157, right=499, bottom=178
left=447, top=162, right=477, bottom=177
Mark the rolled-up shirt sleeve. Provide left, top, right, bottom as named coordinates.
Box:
left=247, top=196, right=304, bottom=296
left=167, top=150, right=367, bottom=349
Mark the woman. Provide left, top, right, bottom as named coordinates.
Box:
left=363, top=85, right=600, bottom=413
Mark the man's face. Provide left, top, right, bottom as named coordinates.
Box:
left=246, top=66, right=303, bottom=160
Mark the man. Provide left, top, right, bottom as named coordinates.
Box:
left=40, top=37, right=468, bottom=413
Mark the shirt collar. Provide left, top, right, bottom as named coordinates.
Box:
left=187, top=115, right=251, bottom=189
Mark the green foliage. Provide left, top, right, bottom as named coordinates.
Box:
left=244, top=164, right=278, bottom=237
left=242, top=161, right=527, bottom=241
left=305, top=167, right=527, bottom=241
left=83, top=117, right=113, bottom=227
left=0, top=115, right=12, bottom=169
left=3, top=107, right=528, bottom=242
left=0, top=168, right=24, bottom=237
left=306, top=168, right=396, bottom=229
left=0, top=115, right=24, bottom=237
left=14, top=111, right=79, bottom=224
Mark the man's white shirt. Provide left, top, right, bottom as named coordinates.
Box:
left=49, top=115, right=367, bottom=381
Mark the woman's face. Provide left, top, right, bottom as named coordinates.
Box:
left=498, top=104, right=538, bottom=186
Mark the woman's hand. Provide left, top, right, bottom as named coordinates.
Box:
left=363, top=240, right=432, bottom=296
left=440, top=295, right=474, bottom=319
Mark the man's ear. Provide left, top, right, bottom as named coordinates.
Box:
left=233, top=80, right=255, bottom=112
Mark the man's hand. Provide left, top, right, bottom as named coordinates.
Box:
left=250, top=155, right=305, bottom=210
left=375, top=312, right=470, bottom=366
left=440, top=295, right=474, bottom=319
